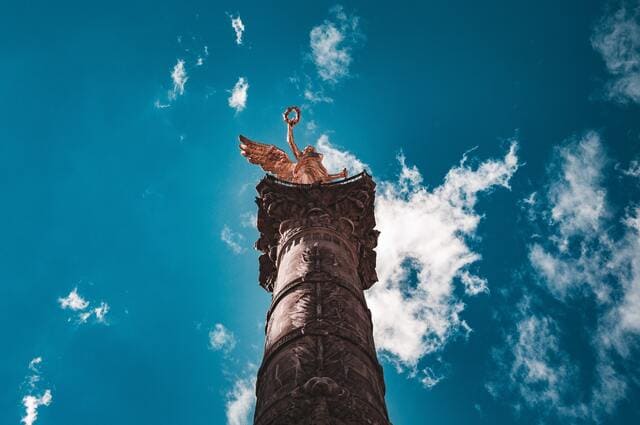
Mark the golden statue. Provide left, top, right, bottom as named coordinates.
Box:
left=239, top=106, right=348, bottom=184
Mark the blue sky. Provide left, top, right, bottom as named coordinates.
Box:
left=2, top=0, right=640, bottom=424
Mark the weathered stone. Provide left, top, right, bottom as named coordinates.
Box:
left=253, top=173, right=390, bottom=425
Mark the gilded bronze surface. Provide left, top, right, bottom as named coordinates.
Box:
left=239, top=106, right=348, bottom=184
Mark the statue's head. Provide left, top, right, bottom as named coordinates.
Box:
left=303, top=145, right=319, bottom=156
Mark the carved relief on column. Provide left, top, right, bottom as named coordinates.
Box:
left=253, top=173, right=390, bottom=425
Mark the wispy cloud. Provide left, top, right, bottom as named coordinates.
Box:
left=230, top=15, right=245, bottom=45
left=529, top=132, right=610, bottom=300
left=228, top=77, right=249, bottom=113
left=26, top=357, right=42, bottom=389
left=592, top=4, right=640, bottom=104
left=169, top=59, right=188, bottom=100
left=315, top=134, right=369, bottom=176
left=226, top=375, right=256, bottom=425
left=78, top=301, right=110, bottom=324
left=488, top=302, right=587, bottom=419
left=209, top=323, right=237, bottom=352
left=420, top=367, right=444, bottom=388
left=213, top=325, right=256, bottom=425
left=155, top=59, right=189, bottom=108
left=496, top=131, right=640, bottom=420
left=221, top=225, right=246, bottom=254
left=58, top=287, right=110, bottom=324
left=547, top=131, right=608, bottom=243
left=21, top=358, right=52, bottom=425
left=309, top=6, right=362, bottom=83
left=310, top=139, right=518, bottom=383
left=28, top=357, right=42, bottom=372
left=58, top=287, right=89, bottom=311
left=368, top=143, right=519, bottom=375
left=304, top=88, right=333, bottom=104
left=21, top=391, right=52, bottom=425
left=622, top=158, right=640, bottom=178
left=240, top=212, right=257, bottom=229
left=459, top=271, right=489, bottom=296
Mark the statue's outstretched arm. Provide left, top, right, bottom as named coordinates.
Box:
left=326, top=168, right=348, bottom=182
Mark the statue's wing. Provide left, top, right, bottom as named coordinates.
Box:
left=239, top=135, right=295, bottom=180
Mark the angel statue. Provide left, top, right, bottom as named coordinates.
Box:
left=239, top=106, right=348, bottom=184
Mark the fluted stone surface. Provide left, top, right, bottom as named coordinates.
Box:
left=253, top=173, right=390, bottom=425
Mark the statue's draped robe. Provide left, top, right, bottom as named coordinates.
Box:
left=293, top=153, right=330, bottom=184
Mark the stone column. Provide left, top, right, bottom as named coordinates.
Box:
left=253, top=173, right=390, bottom=425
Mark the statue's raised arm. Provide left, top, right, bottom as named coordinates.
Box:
left=283, top=106, right=303, bottom=160
left=238, top=106, right=348, bottom=184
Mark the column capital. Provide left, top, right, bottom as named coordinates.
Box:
left=255, top=172, right=379, bottom=292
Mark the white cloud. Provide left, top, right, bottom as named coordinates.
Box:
left=509, top=314, right=571, bottom=408
left=420, top=367, right=444, bottom=388
left=28, top=357, right=42, bottom=372
left=548, top=132, right=608, bottom=241
left=169, top=59, right=188, bottom=100
left=21, top=358, right=52, bottom=425
left=309, top=6, right=361, bottom=83
left=155, top=59, right=189, bottom=108
left=622, top=158, right=640, bottom=178
left=93, top=302, right=110, bottom=323
left=228, top=77, right=249, bottom=113
left=519, top=191, right=538, bottom=222
left=226, top=376, right=256, bottom=425
left=459, top=271, right=489, bottom=296
left=315, top=134, right=369, bottom=176
left=209, top=323, right=237, bottom=352
left=58, top=288, right=89, bottom=311
left=231, top=16, right=245, bottom=45
left=592, top=5, right=640, bottom=103
left=21, top=390, right=52, bottom=425
left=77, top=302, right=110, bottom=324
left=520, top=131, right=640, bottom=419
left=599, top=206, right=640, bottom=354
left=153, top=100, right=170, bottom=109
left=58, top=287, right=109, bottom=324
left=26, top=357, right=42, bottom=388
left=306, top=120, right=318, bottom=132
left=312, top=139, right=519, bottom=376
left=529, top=133, right=612, bottom=301
left=304, top=89, right=333, bottom=103
left=240, top=212, right=257, bottom=229
left=488, top=302, right=590, bottom=420
left=221, top=225, right=246, bottom=254
left=367, top=143, right=519, bottom=368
